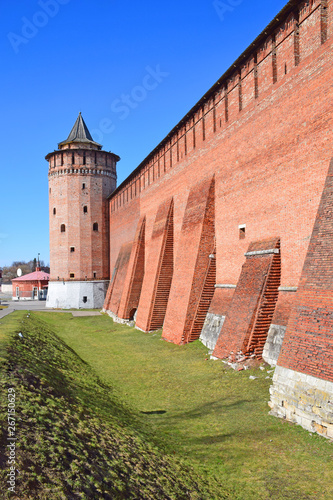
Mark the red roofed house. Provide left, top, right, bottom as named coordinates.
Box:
left=12, top=264, right=50, bottom=301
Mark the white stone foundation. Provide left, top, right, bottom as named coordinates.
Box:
left=262, top=324, right=286, bottom=366
left=103, top=309, right=136, bottom=327
left=269, top=366, right=333, bottom=439
left=46, top=281, right=108, bottom=309
left=200, top=313, right=225, bottom=351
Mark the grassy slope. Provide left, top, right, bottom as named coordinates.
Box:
left=0, top=312, right=222, bottom=500
left=39, top=311, right=333, bottom=500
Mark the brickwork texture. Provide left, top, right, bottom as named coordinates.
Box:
left=49, top=0, right=333, bottom=437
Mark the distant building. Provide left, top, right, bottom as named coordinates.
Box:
left=12, top=265, right=50, bottom=300
left=1, top=284, right=13, bottom=295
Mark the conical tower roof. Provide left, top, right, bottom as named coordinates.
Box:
left=58, top=113, right=102, bottom=148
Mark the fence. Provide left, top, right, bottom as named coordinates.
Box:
left=14, top=289, right=47, bottom=300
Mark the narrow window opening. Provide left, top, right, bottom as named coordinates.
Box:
left=82, top=183, right=86, bottom=190
left=93, top=272, right=97, bottom=278
left=284, top=63, right=287, bottom=75
left=70, top=273, right=75, bottom=279
left=238, top=73, right=242, bottom=111
left=53, top=207, right=56, bottom=215
left=83, top=152, right=86, bottom=165
left=321, top=1, right=328, bottom=44
left=272, top=34, right=277, bottom=84
left=225, top=87, right=229, bottom=122
left=254, top=53, right=259, bottom=99
left=60, top=224, right=66, bottom=233
left=70, top=247, right=75, bottom=253
left=239, top=225, right=246, bottom=240
left=61, top=153, right=64, bottom=166
left=294, top=21, right=300, bottom=66
left=83, top=206, right=88, bottom=214
left=83, top=296, right=87, bottom=303
left=72, top=152, right=75, bottom=164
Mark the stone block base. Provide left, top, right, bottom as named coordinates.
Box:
left=262, top=324, right=286, bottom=366
left=200, top=313, right=225, bottom=351
left=104, top=309, right=136, bottom=327
left=269, top=366, right=333, bottom=439
left=46, top=281, right=108, bottom=309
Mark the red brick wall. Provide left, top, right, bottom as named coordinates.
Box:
left=136, top=199, right=173, bottom=331
left=213, top=238, right=280, bottom=360
left=106, top=0, right=333, bottom=343
left=117, top=216, right=146, bottom=320
left=162, top=177, right=215, bottom=344
left=209, top=288, right=235, bottom=317
left=104, top=242, right=132, bottom=315
left=48, top=146, right=117, bottom=282
left=277, top=158, right=333, bottom=382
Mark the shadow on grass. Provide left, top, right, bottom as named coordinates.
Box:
left=142, top=398, right=253, bottom=421
left=141, top=410, right=167, bottom=415
left=189, top=433, right=235, bottom=444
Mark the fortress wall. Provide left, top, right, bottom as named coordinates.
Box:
left=269, top=158, right=333, bottom=438
left=107, top=1, right=333, bottom=341
left=213, top=238, right=280, bottom=360
left=110, top=0, right=329, bottom=218
left=109, top=196, right=141, bottom=275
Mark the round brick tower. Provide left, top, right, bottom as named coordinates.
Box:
left=46, top=113, right=120, bottom=308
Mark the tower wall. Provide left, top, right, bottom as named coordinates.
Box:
left=47, top=138, right=118, bottom=308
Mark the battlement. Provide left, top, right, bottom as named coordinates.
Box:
left=110, top=0, right=330, bottom=213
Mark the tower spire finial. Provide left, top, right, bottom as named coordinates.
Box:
left=58, top=113, right=102, bottom=149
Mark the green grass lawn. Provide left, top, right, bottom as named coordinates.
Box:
left=39, top=311, right=333, bottom=500
left=1, top=312, right=217, bottom=499
left=1, top=311, right=332, bottom=499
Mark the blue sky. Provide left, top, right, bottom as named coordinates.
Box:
left=0, top=0, right=287, bottom=268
